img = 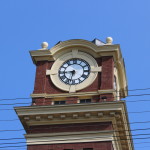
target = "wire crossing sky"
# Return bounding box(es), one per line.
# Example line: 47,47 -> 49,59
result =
0,0 -> 150,149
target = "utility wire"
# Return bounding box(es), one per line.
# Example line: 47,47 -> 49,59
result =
2,121 -> 150,133
0,86 -> 150,101
0,92 -> 150,103
0,133 -> 147,148
3,98 -> 150,106
1,125 -> 150,141
1,101 -> 150,115
0,132 -> 141,145
2,98 -> 150,106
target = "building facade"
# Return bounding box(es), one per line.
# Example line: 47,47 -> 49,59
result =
15,38 -> 134,150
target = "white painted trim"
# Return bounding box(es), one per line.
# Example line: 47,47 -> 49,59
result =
30,89 -> 116,98
25,130 -> 114,146
15,101 -> 124,116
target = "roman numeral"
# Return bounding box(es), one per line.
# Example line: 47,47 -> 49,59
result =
59,71 -> 65,74
81,74 -> 87,78
60,75 -> 66,80
84,70 -> 89,72
73,59 -> 77,64
65,78 -> 70,84
72,80 -> 75,85
67,61 -> 71,65
78,78 -> 82,83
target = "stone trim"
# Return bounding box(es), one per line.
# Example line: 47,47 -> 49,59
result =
31,89 -> 116,98
25,130 -> 115,147
15,101 -> 133,150
46,51 -> 100,92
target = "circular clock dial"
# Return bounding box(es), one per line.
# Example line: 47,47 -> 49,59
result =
59,58 -> 90,85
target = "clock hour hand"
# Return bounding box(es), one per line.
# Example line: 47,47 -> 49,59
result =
68,70 -> 76,84
65,70 -> 76,75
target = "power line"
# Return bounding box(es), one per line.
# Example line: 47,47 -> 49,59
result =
0,96 -> 146,106
2,121 -> 150,133
0,103 -> 150,115
1,125 -> 150,141
0,86 -> 150,101
0,132 -> 140,145
0,98 -> 30,101
2,98 -> 150,106
0,133 -> 146,148
0,88 -> 150,148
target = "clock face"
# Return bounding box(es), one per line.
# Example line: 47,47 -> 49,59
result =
59,58 -> 90,85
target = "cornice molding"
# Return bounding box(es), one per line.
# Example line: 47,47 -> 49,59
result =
15,101 -> 133,150
25,130 -> 114,146
31,89 -> 116,98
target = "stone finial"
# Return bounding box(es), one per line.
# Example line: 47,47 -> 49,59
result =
41,42 -> 48,49
106,37 -> 113,45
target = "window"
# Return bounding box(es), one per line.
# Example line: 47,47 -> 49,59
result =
54,101 -> 66,105
80,99 -> 91,103
83,148 -> 93,150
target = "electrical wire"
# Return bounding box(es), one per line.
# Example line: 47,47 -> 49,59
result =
0,86 -> 150,101
0,88 -> 150,148
1,124 -> 150,141
1,121 -> 150,133
2,98 -> 150,106
0,101 -> 150,115
0,133 -> 141,145
0,133 -> 148,148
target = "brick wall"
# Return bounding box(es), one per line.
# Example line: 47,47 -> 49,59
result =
27,141 -> 114,150
101,57 -> 114,90
32,56 -> 114,105
27,122 -> 112,134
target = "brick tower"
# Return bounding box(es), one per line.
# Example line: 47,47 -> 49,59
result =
15,38 -> 134,150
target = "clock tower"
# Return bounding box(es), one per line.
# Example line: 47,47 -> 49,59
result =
15,38 -> 134,150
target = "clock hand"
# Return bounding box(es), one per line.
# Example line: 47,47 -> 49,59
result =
69,70 -> 76,84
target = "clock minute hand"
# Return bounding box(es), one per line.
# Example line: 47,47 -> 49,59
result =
69,70 -> 76,84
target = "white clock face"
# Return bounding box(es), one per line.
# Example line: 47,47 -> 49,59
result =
59,58 -> 90,85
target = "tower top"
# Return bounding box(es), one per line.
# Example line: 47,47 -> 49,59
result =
29,38 -> 128,98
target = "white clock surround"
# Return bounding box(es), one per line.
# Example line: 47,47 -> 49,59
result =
46,49 -> 101,93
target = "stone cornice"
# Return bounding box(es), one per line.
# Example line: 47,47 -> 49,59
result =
25,130 -> 114,146
31,89 -> 116,98
15,101 -> 133,150
15,101 -> 124,116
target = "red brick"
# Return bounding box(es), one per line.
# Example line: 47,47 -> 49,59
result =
32,56 -> 114,105
27,122 -> 112,134
100,56 -> 114,90
27,141 -> 114,150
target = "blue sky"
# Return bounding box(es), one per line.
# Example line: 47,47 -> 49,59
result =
0,0 -> 150,149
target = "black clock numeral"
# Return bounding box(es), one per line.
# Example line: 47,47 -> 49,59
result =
73,59 -> 77,64
67,61 -> 71,65
59,58 -> 90,85
60,75 -> 66,80
72,80 -> 75,85
65,78 -> 70,84
84,70 -> 89,72
81,74 -> 87,79
59,71 -> 65,74
78,78 -> 82,83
